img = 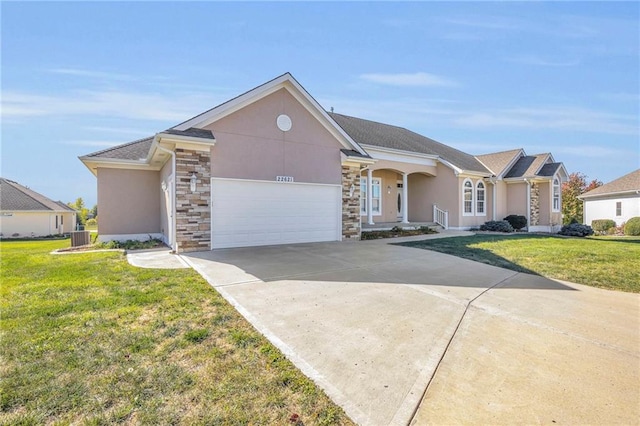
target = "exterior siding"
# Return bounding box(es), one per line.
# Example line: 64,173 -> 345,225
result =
97,168 -> 161,236
584,195 -> 640,226
205,88 -> 342,185
0,211 -> 75,237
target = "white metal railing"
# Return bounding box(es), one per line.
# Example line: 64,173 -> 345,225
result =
433,205 -> 449,229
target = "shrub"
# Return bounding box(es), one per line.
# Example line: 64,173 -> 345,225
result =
503,215 -> 527,230
86,218 -> 97,227
591,219 -> 616,234
624,217 -> 640,236
558,223 -> 593,237
480,220 -> 514,233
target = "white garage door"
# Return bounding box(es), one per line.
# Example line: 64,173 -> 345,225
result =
211,178 -> 342,249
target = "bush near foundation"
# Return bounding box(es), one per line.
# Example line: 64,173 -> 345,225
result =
558,223 -> 594,237
624,217 -> 640,236
503,215 -> 527,230
480,220 -> 514,233
591,219 -> 616,234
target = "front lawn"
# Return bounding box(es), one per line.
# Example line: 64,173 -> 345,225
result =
0,240 -> 352,425
398,234 -> 640,293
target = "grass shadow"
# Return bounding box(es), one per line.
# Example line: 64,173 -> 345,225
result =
395,234 -> 542,276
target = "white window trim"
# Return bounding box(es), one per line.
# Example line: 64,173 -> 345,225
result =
361,177 -> 382,216
552,177 -> 561,212
476,181 -> 486,217
616,201 -> 622,217
463,178 -> 474,216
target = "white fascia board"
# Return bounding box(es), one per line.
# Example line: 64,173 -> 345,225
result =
362,145 -> 438,166
172,73 -> 368,156
579,190 -> 639,200
156,133 -> 216,146
556,163 -> 569,181
340,152 -> 377,167
437,157 -> 463,175
79,157 -> 159,177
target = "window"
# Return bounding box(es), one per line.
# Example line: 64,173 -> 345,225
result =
476,181 -> 486,215
552,178 -> 560,211
361,177 -> 381,215
55,215 -> 59,228
616,202 -> 622,216
463,180 -> 473,215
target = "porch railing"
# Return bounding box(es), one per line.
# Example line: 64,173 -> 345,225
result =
433,205 -> 448,230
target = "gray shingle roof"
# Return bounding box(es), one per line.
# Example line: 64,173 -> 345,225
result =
329,112 -> 489,174
162,128 -> 215,139
537,163 -> 562,177
504,154 -> 550,178
0,178 -> 75,212
581,169 -> 640,198
84,136 -> 154,161
475,149 -> 522,176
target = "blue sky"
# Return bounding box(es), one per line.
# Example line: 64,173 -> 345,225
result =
2,1 -> 638,207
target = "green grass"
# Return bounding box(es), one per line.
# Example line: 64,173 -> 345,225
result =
0,240 -> 353,425
399,234 -> 640,293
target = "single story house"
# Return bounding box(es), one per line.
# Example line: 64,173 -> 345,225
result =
579,169 -> 640,226
0,178 -> 77,238
80,73 -> 567,252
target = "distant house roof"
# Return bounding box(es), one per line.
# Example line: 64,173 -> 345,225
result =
0,178 -> 76,212
475,149 -> 522,176
580,169 -> 640,199
329,112 -> 490,174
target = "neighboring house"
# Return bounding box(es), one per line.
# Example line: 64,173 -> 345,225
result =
0,178 -> 77,238
579,169 -> 640,226
79,73 -> 567,252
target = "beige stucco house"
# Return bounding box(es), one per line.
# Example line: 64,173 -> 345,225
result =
0,178 -> 77,238
80,73 -> 567,252
579,169 -> 640,227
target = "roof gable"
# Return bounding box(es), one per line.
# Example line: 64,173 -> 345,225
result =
173,72 -> 367,155
581,169 -> 640,198
475,149 -> 524,176
0,178 -> 75,212
329,112 -> 489,174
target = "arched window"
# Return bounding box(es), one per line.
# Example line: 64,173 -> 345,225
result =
552,178 -> 560,211
476,181 -> 486,215
463,179 -> 473,215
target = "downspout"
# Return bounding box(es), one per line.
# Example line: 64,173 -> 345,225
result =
157,144 -> 177,253
524,178 -> 531,230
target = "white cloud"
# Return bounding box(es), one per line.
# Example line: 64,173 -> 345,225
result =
48,68 -> 136,81
359,72 -> 459,88
453,106 -> 638,135
508,54 -> 580,67
2,89 -> 217,123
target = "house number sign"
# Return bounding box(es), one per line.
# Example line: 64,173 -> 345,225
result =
276,176 -> 294,182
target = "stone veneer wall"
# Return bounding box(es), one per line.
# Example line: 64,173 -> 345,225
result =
342,165 -> 361,240
175,148 -> 211,252
530,182 -> 540,226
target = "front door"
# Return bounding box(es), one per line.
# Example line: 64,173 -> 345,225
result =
396,181 -> 403,220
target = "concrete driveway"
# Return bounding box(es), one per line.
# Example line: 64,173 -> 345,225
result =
181,237 -> 639,425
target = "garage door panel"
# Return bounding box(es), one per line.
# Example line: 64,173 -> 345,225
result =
211,179 -> 341,249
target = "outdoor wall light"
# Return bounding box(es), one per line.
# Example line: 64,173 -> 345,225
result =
387,185 -> 392,194
161,181 -> 167,191
349,184 -> 355,197
190,173 -> 197,192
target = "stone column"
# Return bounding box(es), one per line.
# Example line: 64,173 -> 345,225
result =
175,148 -> 211,252
341,165 -> 361,240
530,182 -> 540,226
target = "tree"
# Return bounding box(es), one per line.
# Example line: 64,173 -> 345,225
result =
67,197 -> 90,227
91,204 -> 98,219
562,172 -> 602,224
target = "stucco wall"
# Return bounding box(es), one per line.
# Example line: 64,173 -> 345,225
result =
97,168 -> 161,235
507,182 -> 528,218
584,195 -> 640,226
539,181 -> 551,226
0,211 -> 74,237
495,181 -> 509,220
205,88 -> 342,185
